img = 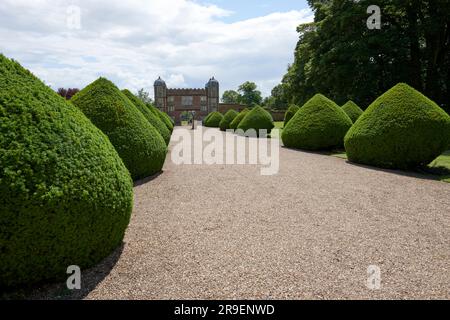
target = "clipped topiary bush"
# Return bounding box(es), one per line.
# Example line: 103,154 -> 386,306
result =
0,54 -> 133,288
341,101 -> 364,123
148,104 -> 174,132
345,83 -> 450,169
282,94 -> 352,150
284,104 -> 300,127
71,78 -> 167,180
122,89 -> 171,145
203,112 -> 213,124
219,109 -> 239,131
204,111 -> 224,128
229,108 -> 249,130
237,106 -> 274,137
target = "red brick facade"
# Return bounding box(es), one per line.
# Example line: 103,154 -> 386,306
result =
154,77 -> 220,124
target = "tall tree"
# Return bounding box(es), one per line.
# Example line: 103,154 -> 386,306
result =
222,90 -> 241,104
136,88 -> 153,104
57,88 -> 79,100
238,81 -> 263,107
282,0 -> 450,112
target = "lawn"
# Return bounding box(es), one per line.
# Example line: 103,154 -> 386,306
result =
330,150 -> 450,183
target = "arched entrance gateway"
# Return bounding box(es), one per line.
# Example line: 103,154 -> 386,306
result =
154,77 -> 246,125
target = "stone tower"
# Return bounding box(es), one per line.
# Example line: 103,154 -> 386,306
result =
154,76 -> 167,112
206,77 -> 219,113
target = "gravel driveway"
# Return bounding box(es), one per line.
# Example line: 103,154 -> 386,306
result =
29,128 -> 450,299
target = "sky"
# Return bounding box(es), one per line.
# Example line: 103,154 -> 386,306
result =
0,0 -> 312,98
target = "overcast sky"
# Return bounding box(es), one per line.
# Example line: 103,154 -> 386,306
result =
0,0 -> 312,98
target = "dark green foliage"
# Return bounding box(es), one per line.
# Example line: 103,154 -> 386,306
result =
148,104 -> 174,132
281,1 -> 449,113
237,106 -> 274,137
282,94 -> 352,150
71,78 -> 167,180
229,108 -> 249,130
284,104 -> 300,127
122,89 -> 171,145
203,112 -> 213,124
204,111 -> 223,128
341,101 -> 363,123
0,54 -> 133,287
219,109 -> 239,131
345,83 -> 450,169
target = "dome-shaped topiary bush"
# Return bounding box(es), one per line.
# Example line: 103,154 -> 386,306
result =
282,94 -> 353,150
71,78 -> 167,180
204,111 -> 224,128
341,101 -> 363,123
284,104 -> 300,127
345,83 -> 450,169
203,112 -> 213,124
0,54 -> 133,288
148,104 -> 174,132
122,89 -> 171,145
237,106 -> 274,137
229,108 -> 249,130
219,109 -> 239,131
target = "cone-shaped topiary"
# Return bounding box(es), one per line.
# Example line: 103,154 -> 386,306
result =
219,109 -> 239,131
204,111 -> 224,127
282,94 -> 353,150
148,104 -> 174,132
203,112 -> 213,124
0,54 -> 133,287
345,83 -> 450,169
237,106 -> 274,137
71,78 -> 167,180
122,89 -> 171,145
284,104 -> 300,127
341,101 -> 364,123
229,108 -> 249,130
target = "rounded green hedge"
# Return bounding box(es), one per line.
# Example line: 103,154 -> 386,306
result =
282,94 -> 353,150
284,104 -> 300,127
203,112 -> 213,124
204,111 -> 224,127
237,106 -> 274,137
345,83 -> 450,169
148,105 -> 174,132
229,108 -> 249,130
0,54 -> 133,288
71,78 -> 167,180
122,89 -> 171,145
219,109 -> 239,131
341,101 -> 363,123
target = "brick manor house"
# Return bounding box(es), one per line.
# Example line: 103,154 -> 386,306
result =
154,76 -> 245,124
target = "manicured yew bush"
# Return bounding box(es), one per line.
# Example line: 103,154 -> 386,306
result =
219,109 -> 239,131
282,94 -> 352,150
229,108 -> 249,130
284,104 -> 300,127
0,54 -> 133,287
122,89 -> 171,145
148,104 -> 174,132
341,100 -> 363,123
204,111 -> 224,128
71,78 -> 167,180
237,106 -> 274,137
345,83 -> 450,169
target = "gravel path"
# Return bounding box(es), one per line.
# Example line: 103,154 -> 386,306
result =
37,128 -> 450,299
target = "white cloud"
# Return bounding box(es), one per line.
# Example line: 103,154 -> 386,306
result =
0,0 -> 313,97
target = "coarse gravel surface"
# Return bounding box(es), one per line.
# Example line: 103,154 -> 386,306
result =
26,127 -> 450,299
